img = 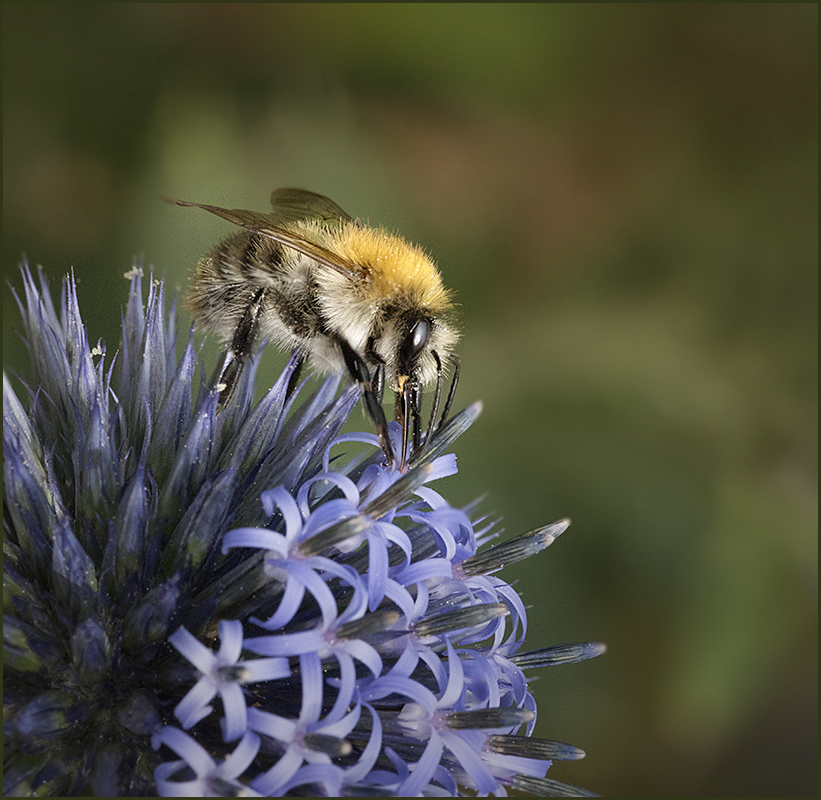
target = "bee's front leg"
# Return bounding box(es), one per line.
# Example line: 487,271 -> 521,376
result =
336,338 -> 395,469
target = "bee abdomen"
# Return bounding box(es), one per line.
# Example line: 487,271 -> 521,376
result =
189,233 -> 283,338
212,232 -> 283,282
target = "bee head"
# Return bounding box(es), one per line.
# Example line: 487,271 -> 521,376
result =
398,318 -> 432,378
370,307 -> 457,392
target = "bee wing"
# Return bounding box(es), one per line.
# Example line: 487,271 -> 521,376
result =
269,188 -> 354,225
173,198 -> 363,280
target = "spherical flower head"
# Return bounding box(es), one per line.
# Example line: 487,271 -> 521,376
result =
4,264 -> 604,796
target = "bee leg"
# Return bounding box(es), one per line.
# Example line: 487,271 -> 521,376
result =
337,338 -> 395,469
365,338 -> 387,405
410,382 -> 423,455
216,287 -> 267,407
211,350 -> 239,407
373,364 -> 385,405
285,352 -> 305,400
372,361 -> 386,404
424,350 -> 444,444
437,355 -> 461,431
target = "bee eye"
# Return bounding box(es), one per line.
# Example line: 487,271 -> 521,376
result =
399,319 -> 431,371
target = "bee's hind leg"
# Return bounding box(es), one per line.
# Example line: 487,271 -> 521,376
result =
336,338 -> 395,470
285,352 -> 305,400
214,287 -> 267,407
212,351 -> 242,408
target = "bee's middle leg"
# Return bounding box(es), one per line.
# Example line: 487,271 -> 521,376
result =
214,287 -> 268,407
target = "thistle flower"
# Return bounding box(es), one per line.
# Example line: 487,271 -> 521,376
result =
4,265 -> 604,797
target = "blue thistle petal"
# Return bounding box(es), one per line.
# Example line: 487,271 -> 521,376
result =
14,691 -> 77,738
113,462 -> 151,580
221,353 -> 299,473
3,429 -> 54,572
51,514 -> 97,605
122,573 -> 182,649
148,332 -> 197,481
70,617 -> 109,684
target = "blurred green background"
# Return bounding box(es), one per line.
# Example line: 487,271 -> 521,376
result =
4,4 -> 817,796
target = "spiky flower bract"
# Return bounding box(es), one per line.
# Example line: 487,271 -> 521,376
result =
4,265 -> 604,796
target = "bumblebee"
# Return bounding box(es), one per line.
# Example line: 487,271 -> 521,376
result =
178,188 -> 459,469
